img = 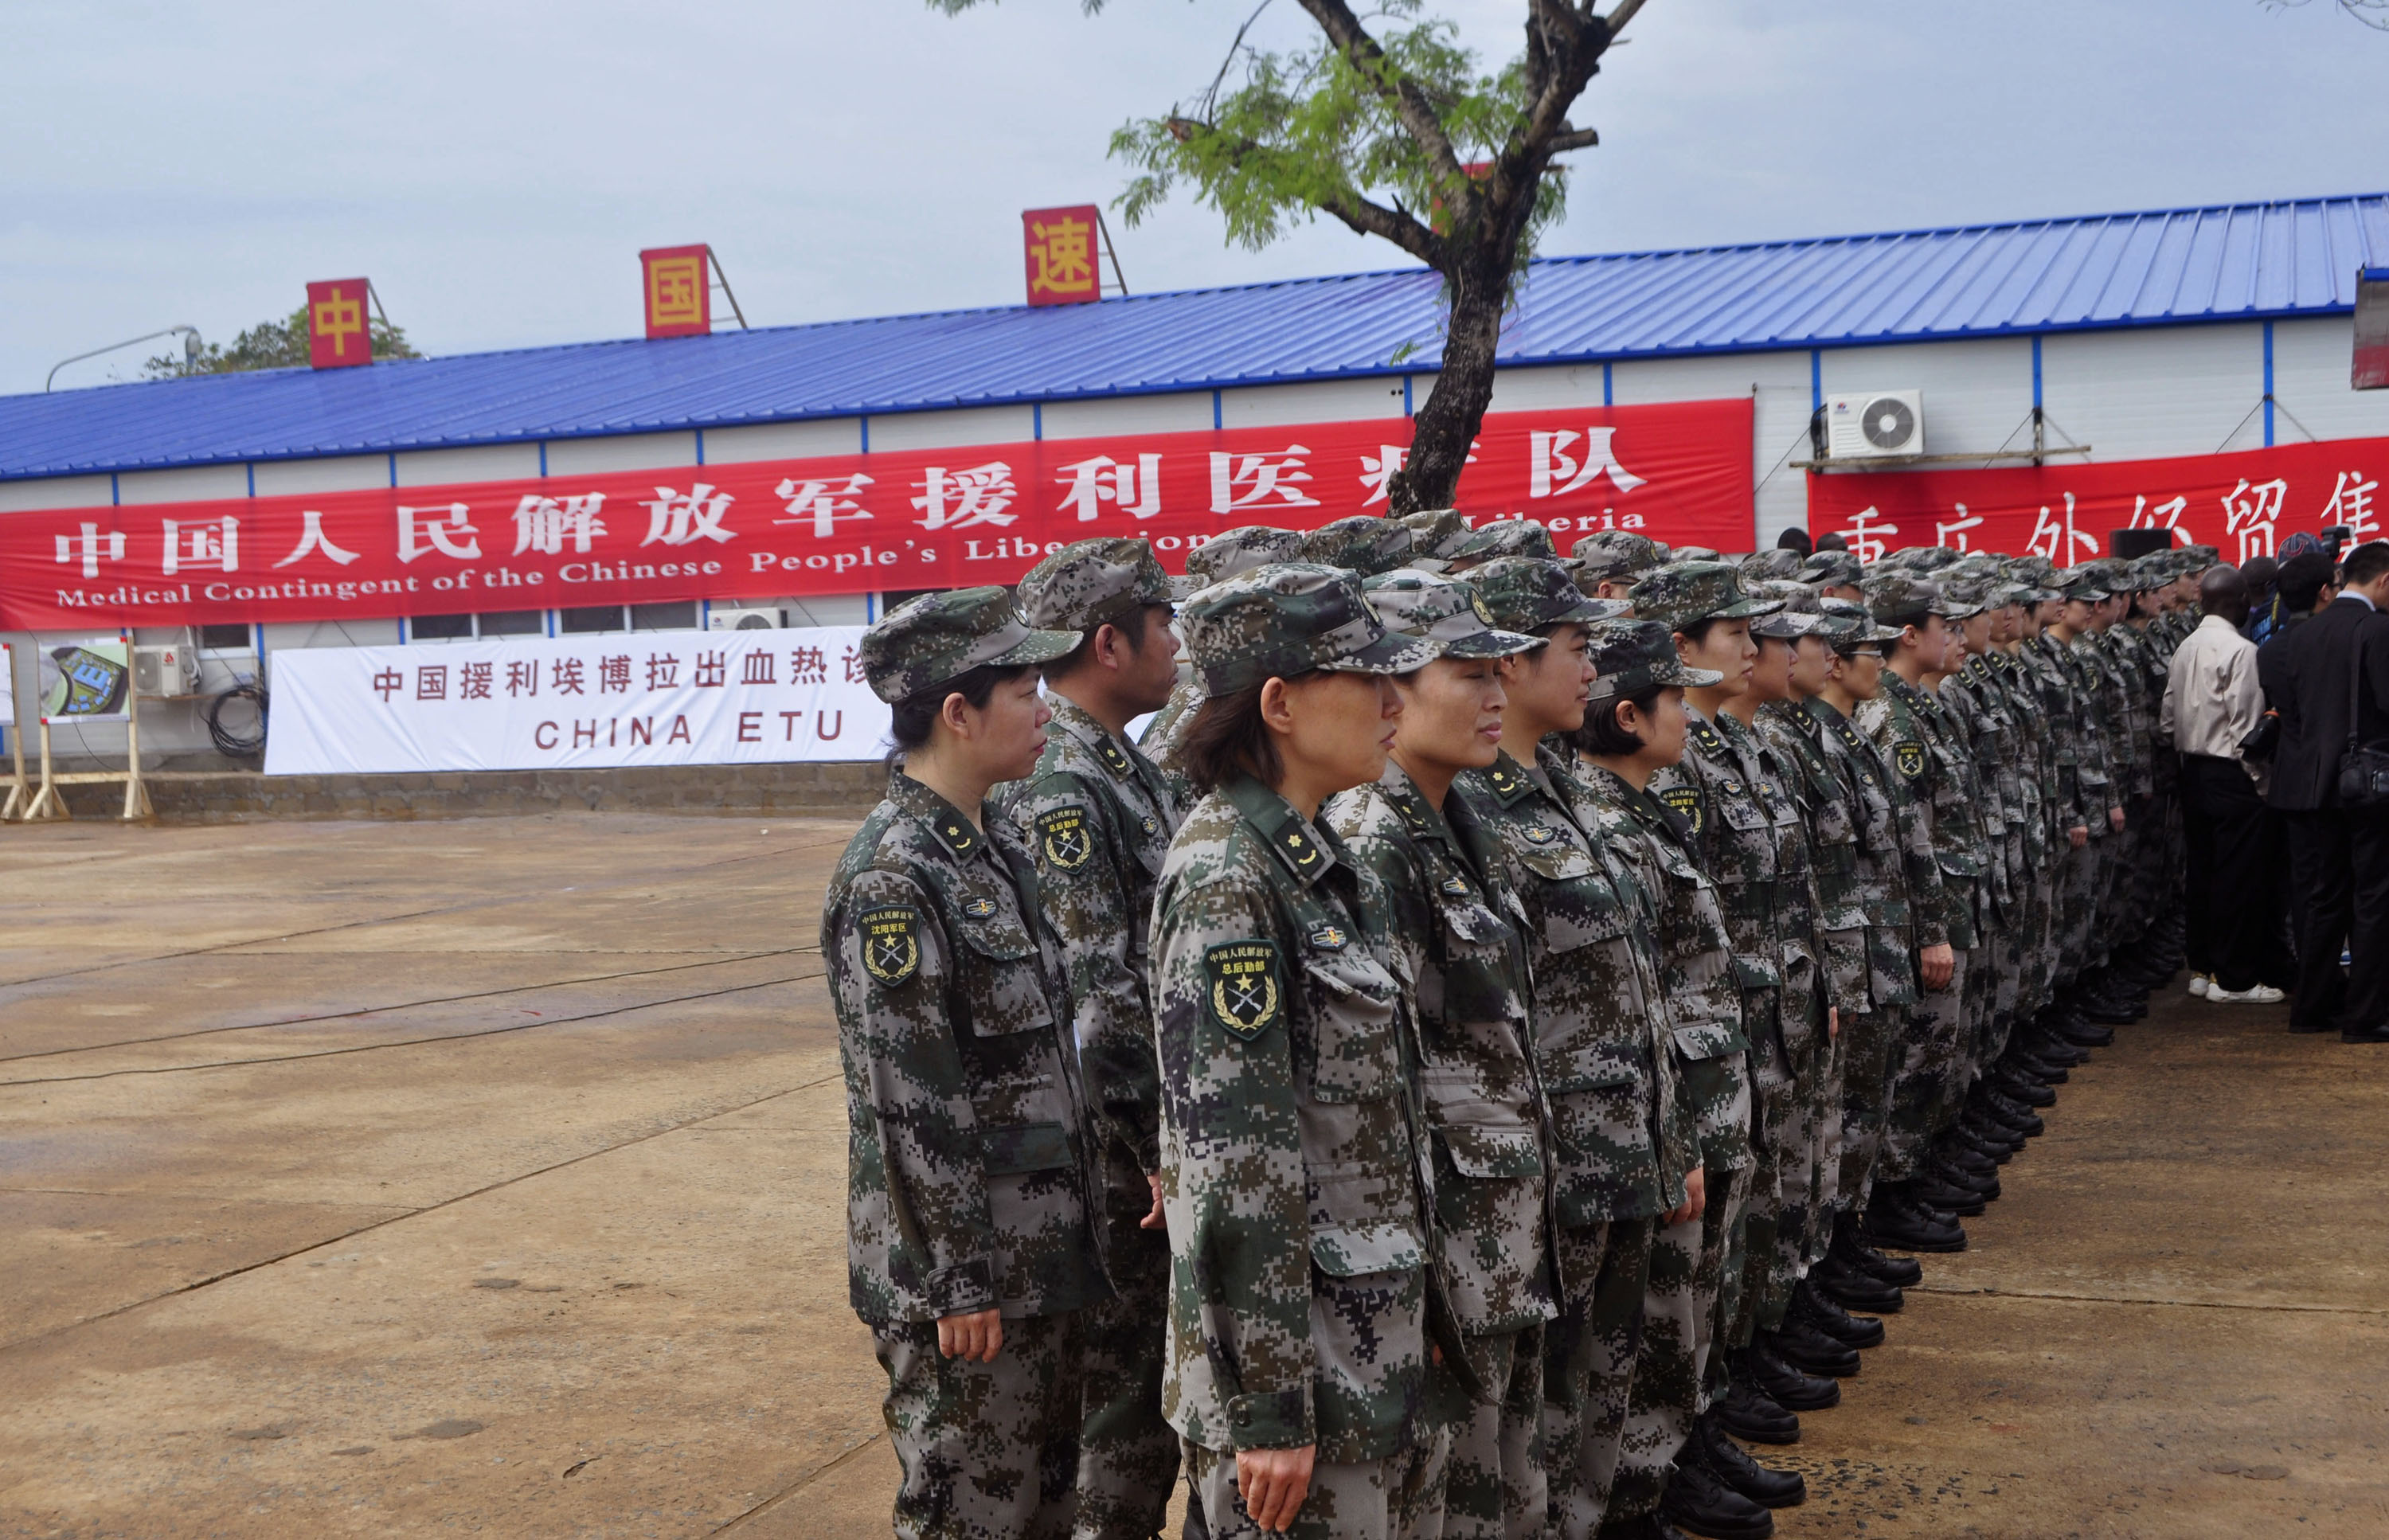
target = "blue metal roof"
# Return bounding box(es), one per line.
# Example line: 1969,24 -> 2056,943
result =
6,192 -> 2383,483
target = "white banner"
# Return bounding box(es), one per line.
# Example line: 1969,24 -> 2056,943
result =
264,627 -> 890,776
1,643 -> 14,728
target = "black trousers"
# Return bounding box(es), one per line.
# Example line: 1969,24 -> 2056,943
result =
2281,805 -> 2389,1030
2182,756 -> 2282,993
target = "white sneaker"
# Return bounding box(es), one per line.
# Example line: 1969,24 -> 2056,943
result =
2207,983 -> 2286,1005
2188,975 -> 2212,998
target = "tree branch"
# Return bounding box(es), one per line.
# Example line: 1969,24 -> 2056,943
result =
1292,0 -> 1468,182
1547,126 -> 1599,152
1602,0 -> 1648,37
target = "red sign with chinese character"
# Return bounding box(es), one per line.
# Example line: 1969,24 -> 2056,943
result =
1804,436 -> 2389,566
0,397 -> 1751,630
1023,206 -> 1102,307
306,279 -> 373,369
641,245 -> 711,338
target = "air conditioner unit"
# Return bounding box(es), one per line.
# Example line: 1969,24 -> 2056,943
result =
709,607 -> 784,631
134,643 -> 201,698
1824,390 -> 1925,459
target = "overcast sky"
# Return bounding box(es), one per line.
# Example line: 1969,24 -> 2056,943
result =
5,0 -> 2383,395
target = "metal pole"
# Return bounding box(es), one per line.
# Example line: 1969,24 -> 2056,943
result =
47,326 -> 201,391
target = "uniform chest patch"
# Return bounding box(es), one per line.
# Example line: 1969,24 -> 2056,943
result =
1205,940 -> 1283,1040
1306,923 -> 1350,952
1660,784 -> 1704,834
858,905 -> 921,986
1523,824 -> 1558,845
1139,815 -> 1159,836
1894,741 -> 1927,780
1440,875 -> 1472,899
962,895 -> 997,920
1035,806 -> 1093,871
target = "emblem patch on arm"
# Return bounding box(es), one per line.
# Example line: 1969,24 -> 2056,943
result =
1035,806 -> 1093,871
1205,940 -> 1284,1041
1894,741 -> 1927,780
858,905 -> 921,986
1660,784 -> 1704,835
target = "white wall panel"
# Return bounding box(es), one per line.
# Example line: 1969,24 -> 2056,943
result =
393,444 -> 539,487
2271,317 -> 2389,445
1819,338 -> 2035,459
2042,324 -> 2264,462
1218,377 -> 1406,428
260,618 -> 403,653
767,594 -> 872,627
1040,392 -> 1215,440
115,465 -> 248,505
252,455 -> 390,496
1484,365 -> 1605,412
1612,350 -> 1810,549
545,432 -> 699,476
0,475 -> 113,512
702,419 -> 863,463
866,405 -> 1037,451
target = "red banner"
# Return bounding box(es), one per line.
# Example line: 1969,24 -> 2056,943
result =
306,279 -> 373,370
1805,436 -> 2389,566
0,399 -> 1750,631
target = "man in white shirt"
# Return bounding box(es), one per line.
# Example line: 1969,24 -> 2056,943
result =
2162,565 -> 2284,1004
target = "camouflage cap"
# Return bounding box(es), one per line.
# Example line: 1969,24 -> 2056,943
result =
1468,556 -> 1631,633
1818,595 -> 1901,652
2127,551 -> 2178,592
1746,579 -> 1831,639
1176,525 -> 1305,599
861,586 -> 1081,704
2053,565 -> 2111,602
1399,507 -> 1474,569
1936,574 -> 1994,620
1362,570 -> 1546,660
1585,618 -> 1723,700
1863,572 -> 1949,626
1739,548 -> 1805,581
1629,560 -> 1786,631
1299,514 -> 1415,577
1797,549 -> 1865,589
1449,518 -> 1558,564
1015,536 -> 1171,632
1571,530 -> 1669,580
2182,544 -> 2221,573
1179,561 -> 1440,694
2083,556 -> 2139,593
1669,545 -> 1722,563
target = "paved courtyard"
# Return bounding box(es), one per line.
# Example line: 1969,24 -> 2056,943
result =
2,812 -> 2385,1538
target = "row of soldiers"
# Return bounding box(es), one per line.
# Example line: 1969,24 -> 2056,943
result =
823,509 -> 2203,1540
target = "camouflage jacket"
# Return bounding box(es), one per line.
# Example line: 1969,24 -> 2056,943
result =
2023,634 -> 2102,831
1138,674 -> 1204,812
1791,696 -> 1923,1008
1755,702 -> 1871,1018
1329,763 -> 1557,1337
823,771 -> 1108,1326
1573,760 -> 1752,1175
2086,629 -> 2145,799
997,695 -> 1183,1174
1980,651 -> 2054,868
1454,748 -> 1699,1224
1857,678 -> 1973,950
1944,659 -> 2023,910
1151,774 -> 1444,1460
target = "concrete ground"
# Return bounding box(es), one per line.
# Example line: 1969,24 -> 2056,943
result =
2,813 -> 2384,1539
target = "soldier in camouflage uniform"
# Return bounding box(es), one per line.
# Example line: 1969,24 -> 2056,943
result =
1402,508 -> 1476,573
823,588 -> 1102,1540
1327,572 -> 1557,1540
1447,560 -> 1700,1540
1300,513 -> 1418,577
1571,531 -> 1671,603
2039,567 -> 2125,1027
999,539 -> 1192,1540
1565,620 -> 1754,1539
1143,526 -> 1304,807
1448,518 -> 1559,569
1149,562 -> 1459,1540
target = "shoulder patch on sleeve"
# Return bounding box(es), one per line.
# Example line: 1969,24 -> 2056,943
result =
1894,741 -> 1927,780
1034,805 -> 1094,871
1204,939 -> 1284,1040
1660,783 -> 1705,835
858,904 -> 921,986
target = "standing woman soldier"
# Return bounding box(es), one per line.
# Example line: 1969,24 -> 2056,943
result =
824,589 -> 1104,1540
1325,571 -> 1557,1540
1151,562 -> 1458,1540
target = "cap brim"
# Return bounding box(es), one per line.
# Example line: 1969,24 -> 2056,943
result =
1442,628 -> 1549,659
1406,556 -> 1456,574
1716,597 -> 1787,620
1320,631 -> 1445,676
1750,612 -> 1828,639
988,627 -> 1085,669
1167,574 -> 1206,601
1667,663 -> 1726,686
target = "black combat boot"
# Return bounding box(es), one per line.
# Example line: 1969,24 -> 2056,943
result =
1869,1183 -> 1967,1253
1836,1210 -> 1923,1285
1745,1336 -> 1842,1410
1764,1315 -> 1862,1378
1659,1449 -> 1777,1540
1812,1251 -> 1905,1313
1791,1276 -> 1886,1348
1713,1349 -> 1802,1444
1692,1409 -> 1808,1509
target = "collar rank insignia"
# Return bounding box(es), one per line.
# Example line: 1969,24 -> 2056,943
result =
1307,923 -> 1349,952
1488,764 -> 1523,795
1440,875 -> 1472,898
1523,824 -> 1558,845
1894,741 -> 1927,780
963,895 -> 997,920
1691,721 -> 1726,756
858,905 -> 921,986
1205,940 -> 1283,1040
1035,806 -> 1093,871
1097,740 -> 1133,775
1281,828 -> 1321,870
1398,799 -> 1428,830
936,817 -> 976,856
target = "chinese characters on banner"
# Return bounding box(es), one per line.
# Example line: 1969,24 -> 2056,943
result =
1804,435 -> 2389,566
263,627 -> 887,775
0,399 -> 1754,630
641,245 -> 712,338
306,279 -> 373,370
1022,205 -> 1102,306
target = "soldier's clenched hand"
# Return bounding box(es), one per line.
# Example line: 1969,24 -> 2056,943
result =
1236,1444 -> 1316,1532
1140,1171 -> 1165,1230
936,1308 -> 1003,1363
1920,942 -> 1955,992
1664,1167 -> 1707,1225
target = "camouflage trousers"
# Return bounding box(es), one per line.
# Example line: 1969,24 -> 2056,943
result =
1609,1168 -> 1742,1521
1764,980 -> 1839,1313
1836,1003 -> 1905,1210
2055,834 -> 2102,989
1075,1150 -> 1181,1540
872,1310 -> 1087,1540
1543,1220 -> 1642,1540
1972,910 -> 2020,1089
1734,988 -> 1803,1346
1187,1427 -> 1451,1540
2019,851 -> 2059,1018
1445,1326 -> 1546,1540
1882,946 -> 1975,1182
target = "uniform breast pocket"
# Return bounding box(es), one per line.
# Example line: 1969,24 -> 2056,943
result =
1541,1038 -> 1648,1159
1299,950 -> 1403,1104
959,925 -> 1065,1126
1719,792 -> 1771,834
1519,846 -> 1634,956
1431,893 -> 1518,1025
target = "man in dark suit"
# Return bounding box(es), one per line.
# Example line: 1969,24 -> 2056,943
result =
2258,539 -> 2389,1042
